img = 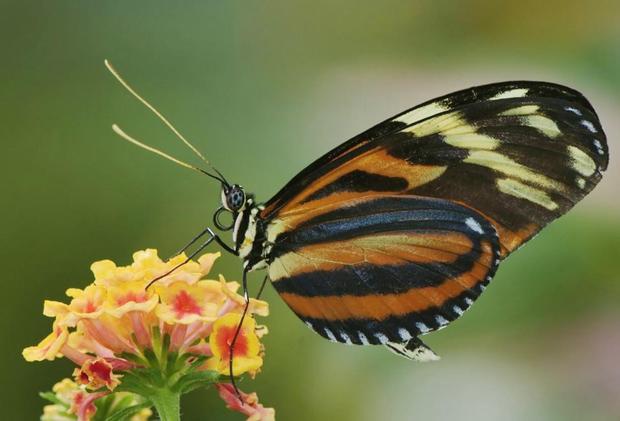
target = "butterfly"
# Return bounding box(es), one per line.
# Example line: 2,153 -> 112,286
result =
106,61 -> 608,362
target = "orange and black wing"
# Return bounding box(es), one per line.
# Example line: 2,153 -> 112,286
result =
261,81 -> 607,354
261,81 -> 608,258
267,195 -> 500,347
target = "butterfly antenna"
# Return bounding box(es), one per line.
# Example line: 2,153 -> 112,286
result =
112,125 -> 224,183
104,59 -> 228,185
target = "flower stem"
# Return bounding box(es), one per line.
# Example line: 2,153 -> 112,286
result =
148,387 -> 181,421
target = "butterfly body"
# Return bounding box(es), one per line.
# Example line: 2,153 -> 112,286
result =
232,197 -> 269,270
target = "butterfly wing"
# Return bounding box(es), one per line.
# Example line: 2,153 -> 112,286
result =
267,194 -> 500,346
260,81 -> 607,352
261,81 -> 608,257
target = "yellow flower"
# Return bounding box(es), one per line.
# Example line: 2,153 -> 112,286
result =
155,281 -> 221,324
206,313 -> 263,377
66,285 -> 107,319
105,279 -> 159,317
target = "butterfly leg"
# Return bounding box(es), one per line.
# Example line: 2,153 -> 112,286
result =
385,337 -> 440,362
212,229 -> 238,255
229,267 -> 251,398
146,228 -> 236,289
172,226 -> 213,257
172,227 -> 238,258
255,274 -> 269,300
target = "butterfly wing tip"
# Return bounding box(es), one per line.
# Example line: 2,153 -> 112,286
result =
385,337 -> 440,362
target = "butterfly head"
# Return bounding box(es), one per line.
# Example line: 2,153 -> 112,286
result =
214,183 -> 247,231
221,184 -> 247,213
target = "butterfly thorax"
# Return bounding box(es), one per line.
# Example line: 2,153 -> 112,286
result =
232,196 -> 270,271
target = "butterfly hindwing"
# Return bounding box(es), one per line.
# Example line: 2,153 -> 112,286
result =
266,195 -> 500,345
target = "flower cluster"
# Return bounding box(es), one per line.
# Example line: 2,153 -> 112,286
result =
23,249 -> 274,420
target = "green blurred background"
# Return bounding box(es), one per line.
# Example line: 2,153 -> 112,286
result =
3,1 -> 620,419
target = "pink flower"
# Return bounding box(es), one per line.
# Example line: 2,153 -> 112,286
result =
217,383 -> 276,421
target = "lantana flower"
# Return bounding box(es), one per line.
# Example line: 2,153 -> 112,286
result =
24,249 -> 274,420
206,313 -> 264,376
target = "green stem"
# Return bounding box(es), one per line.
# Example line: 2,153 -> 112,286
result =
148,387 -> 181,421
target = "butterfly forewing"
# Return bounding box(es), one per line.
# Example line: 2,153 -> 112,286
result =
262,81 -> 608,257
395,95 -> 606,255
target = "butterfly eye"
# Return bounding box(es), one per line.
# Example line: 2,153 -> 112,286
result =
225,185 -> 246,212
